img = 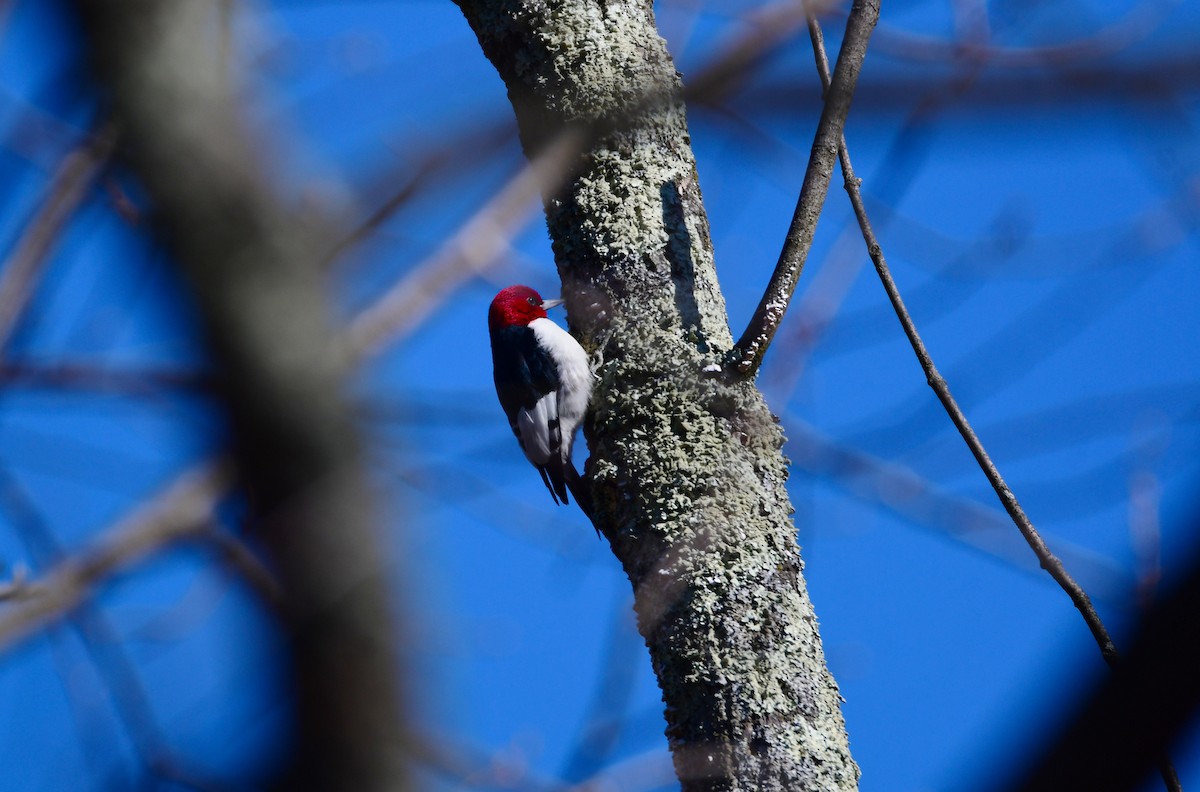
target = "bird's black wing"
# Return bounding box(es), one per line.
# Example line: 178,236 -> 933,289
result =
490,326 -> 568,504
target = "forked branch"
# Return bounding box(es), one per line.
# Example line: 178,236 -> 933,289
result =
730,0 -> 880,376
801,7 -> 1181,791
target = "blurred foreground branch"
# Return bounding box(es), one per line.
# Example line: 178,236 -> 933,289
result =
72,2 -> 410,789
1003,519 -> 1200,792
0,463 -> 229,649
0,123 -> 117,351
347,128 -> 587,358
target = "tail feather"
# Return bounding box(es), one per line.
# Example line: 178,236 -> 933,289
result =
541,459 -> 599,538
537,465 -> 565,506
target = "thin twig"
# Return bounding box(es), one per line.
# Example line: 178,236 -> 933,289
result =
806,0 -> 1115,664
199,523 -> 285,611
0,123 -> 118,352
803,7 -> 1183,791
730,0 -> 880,376
764,0 -> 991,401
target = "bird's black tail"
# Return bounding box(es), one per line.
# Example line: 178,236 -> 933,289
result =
542,460 -> 599,537
538,465 -> 568,505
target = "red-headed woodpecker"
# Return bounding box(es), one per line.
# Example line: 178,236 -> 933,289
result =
488,285 -> 592,506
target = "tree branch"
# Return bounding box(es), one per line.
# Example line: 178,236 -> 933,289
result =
802,7 -> 1182,791
730,0 -> 880,376
1001,530 -> 1200,792
72,3 -> 411,788
347,128 -> 587,359
0,463 -> 230,651
0,123 -> 117,352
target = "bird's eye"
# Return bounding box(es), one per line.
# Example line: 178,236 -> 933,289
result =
527,297 -> 537,306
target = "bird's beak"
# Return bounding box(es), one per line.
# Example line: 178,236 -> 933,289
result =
540,298 -> 564,310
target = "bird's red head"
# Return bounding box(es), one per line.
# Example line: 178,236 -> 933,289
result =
488,285 -> 559,332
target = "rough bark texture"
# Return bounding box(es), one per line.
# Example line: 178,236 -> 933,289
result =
73,4 -> 408,790
455,2 -> 859,789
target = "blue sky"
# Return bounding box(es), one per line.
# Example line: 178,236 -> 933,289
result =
0,0 -> 1198,790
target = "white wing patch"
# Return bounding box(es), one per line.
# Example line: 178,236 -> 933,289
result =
516,390 -> 558,466
528,317 -> 592,466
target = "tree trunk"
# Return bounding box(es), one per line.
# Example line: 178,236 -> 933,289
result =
455,2 -> 859,789
73,4 -> 409,789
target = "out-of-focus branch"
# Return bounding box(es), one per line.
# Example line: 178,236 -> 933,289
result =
0,463 -> 230,650
1001,530 -> 1200,792
0,462 -> 233,791
72,3 -> 410,789
0,124 -> 117,352
862,0 -> 1179,68
570,746 -> 677,792
783,415 -> 1131,597
803,7 -> 1182,791
407,731 -> 569,792
199,522 -> 285,612
679,1 -> 818,106
559,604 -> 643,782
730,0 -> 879,376
0,360 -> 212,394
347,128 -> 587,358
0,87 -> 91,171
325,117 -> 518,267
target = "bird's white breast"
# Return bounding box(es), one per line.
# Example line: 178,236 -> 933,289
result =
529,317 -> 592,453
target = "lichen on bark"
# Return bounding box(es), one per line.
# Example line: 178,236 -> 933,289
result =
455,1 -> 859,789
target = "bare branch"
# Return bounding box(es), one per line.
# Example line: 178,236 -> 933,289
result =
730,0 -> 880,376
861,0 -> 1179,68
347,128 -> 587,358
72,3 -> 413,787
0,123 -> 117,352
199,522 -> 285,612
0,462 -> 230,651
783,416 -> 1131,597
803,7 -> 1183,790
